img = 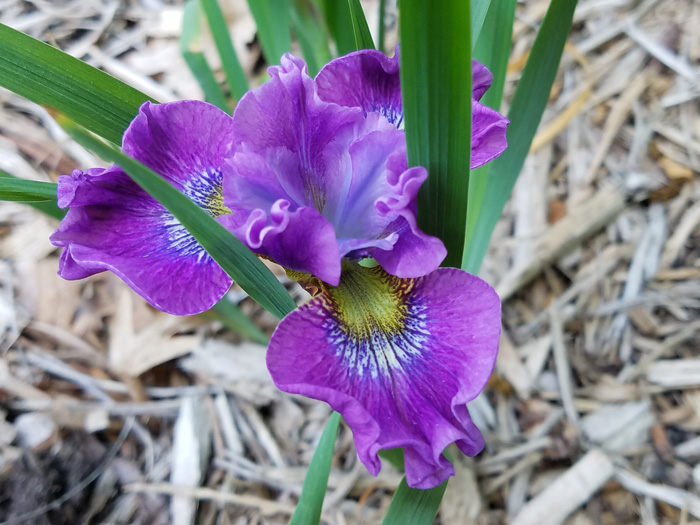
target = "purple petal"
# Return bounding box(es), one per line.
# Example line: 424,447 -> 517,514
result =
50,100 -> 237,315
50,167 -> 232,315
267,264 -> 501,489
316,49 -> 506,169
472,59 -> 493,101
225,54 -> 445,283
123,100 -> 235,195
221,202 -> 342,286
316,48 -> 403,126
471,100 -> 510,169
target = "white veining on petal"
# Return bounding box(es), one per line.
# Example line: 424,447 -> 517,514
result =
159,167 -> 227,260
324,299 -> 430,380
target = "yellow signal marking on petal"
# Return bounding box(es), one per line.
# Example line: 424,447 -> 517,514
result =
204,183 -> 231,218
325,263 -> 414,341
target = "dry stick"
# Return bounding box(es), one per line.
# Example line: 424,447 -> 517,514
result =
23,349 -> 216,399
625,22 -> 698,80
618,319 -> 700,382
584,71 -> 650,185
477,437 -> 552,471
0,417 -> 134,525
496,185 -> 626,301
510,450 -> 615,525
124,482 -> 301,517
616,469 -> 700,519
485,452 -> 543,496
551,311 -> 580,428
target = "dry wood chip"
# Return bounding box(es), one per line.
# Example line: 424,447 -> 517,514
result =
170,396 -> 212,525
126,482 -> 300,518
616,468 -> 700,519
579,400 -> 655,452
647,359 -> 700,387
511,449 -> 615,525
14,411 -> 57,450
496,330 -> 533,400
497,185 -> 626,299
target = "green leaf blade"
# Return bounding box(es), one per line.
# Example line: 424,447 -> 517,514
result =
0,171 -> 64,220
320,0 -> 365,55
200,0 -> 249,101
470,0 -> 492,47
400,0 -> 472,268
382,477 -> 448,525
290,412 -> 341,525
463,0 -> 577,273
0,174 -> 58,202
248,0 -> 292,66
181,0 -> 231,113
463,0 -> 517,273
202,299 -> 269,345
0,23 -> 153,144
290,0 -> 332,76
348,0 -> 375,51
60,119 -> 296,319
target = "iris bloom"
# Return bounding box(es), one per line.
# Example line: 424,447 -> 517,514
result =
50,49 -> 508,488
227,51 -> 506,488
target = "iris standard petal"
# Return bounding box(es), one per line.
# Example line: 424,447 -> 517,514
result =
267,263 -> 501,489
50,100 -> 236,315
225,55 -> 445,283
316,47 -> 403,126
315,49 -> 508,169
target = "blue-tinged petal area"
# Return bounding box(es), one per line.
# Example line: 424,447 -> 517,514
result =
315,48 -> 509,169
224,55 -> 445,285
50,100 -> 236,315
267,263 -> 501,489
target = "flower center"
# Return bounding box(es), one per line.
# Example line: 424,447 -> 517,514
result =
183,168 -> 232,218
329,264 -> 410,339
319,264 -> 429,378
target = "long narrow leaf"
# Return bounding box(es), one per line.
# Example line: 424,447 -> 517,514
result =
0,23 -> 153,145
200,0 -> 249,101
0,171 -> 64,220
348,0 -> 375,51
470,0 -> 492,47
201,300 -> 269,345
0,174 -> 58,202
290,0 -> 332,76
462,0 -> 577,273
248,0 -> 292,65
290,412 -> 341,525
59,118 -> 296,319
463,0 -> 517,273
319,0 -> 357,56
400,0 -> 472,267
181,0 -> 231,112
382,477 -> 448,525
473,0 -> 516,112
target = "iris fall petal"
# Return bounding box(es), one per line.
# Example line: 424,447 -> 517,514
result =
267,263 -> 501,488
50,100 -> 235,315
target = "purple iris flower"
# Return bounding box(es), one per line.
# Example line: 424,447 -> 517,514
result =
315,47 -> 509,168
231,51 -> 506,488
50,100 -> 235,315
